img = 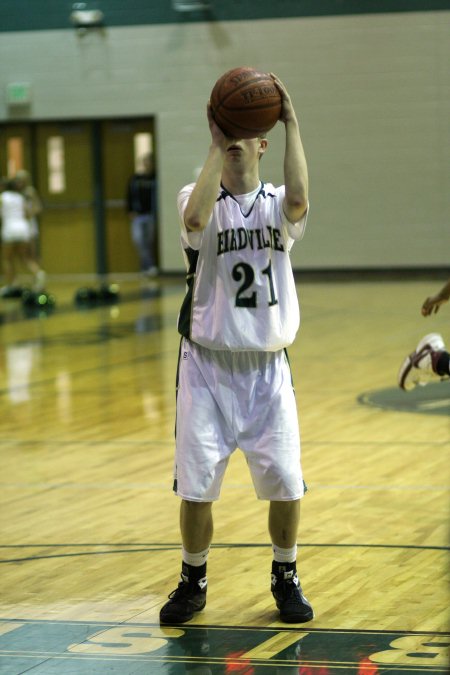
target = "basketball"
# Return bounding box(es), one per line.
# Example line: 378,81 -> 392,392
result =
210,66 -> 282,139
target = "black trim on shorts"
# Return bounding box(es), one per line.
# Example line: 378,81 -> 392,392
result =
172,337 -> 185,494
284,349 -> 307,494
283,347 -> 296,388
178,247 -> 199,339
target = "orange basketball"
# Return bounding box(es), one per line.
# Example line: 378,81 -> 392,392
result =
210,66 -> 282,139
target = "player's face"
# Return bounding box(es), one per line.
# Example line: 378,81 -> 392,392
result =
225,137 -> 267,166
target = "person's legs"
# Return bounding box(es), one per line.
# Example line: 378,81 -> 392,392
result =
1,242 -> 17,288
16,242 -> 46,290
141,214 -> 156,271
236,350 -> 313,623
160,341 -> 232,625
16,241 -> 46,291
131,215 -> 154,271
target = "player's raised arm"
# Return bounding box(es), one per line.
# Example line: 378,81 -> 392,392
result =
271,74 -> 308,224
183,104 -> 228,233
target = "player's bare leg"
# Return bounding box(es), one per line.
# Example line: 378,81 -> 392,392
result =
0,243 -> 17,291
180,500 -> 213,552
269,499 -> 300,547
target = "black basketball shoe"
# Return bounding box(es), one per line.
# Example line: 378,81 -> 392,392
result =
271,563 -> 314,623
160,564 -> 207,625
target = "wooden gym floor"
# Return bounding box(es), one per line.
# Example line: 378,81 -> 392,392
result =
0,274 -> 449,674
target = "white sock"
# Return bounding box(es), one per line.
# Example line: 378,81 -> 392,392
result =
182,546 -> 209,567
272,544 -> 297,564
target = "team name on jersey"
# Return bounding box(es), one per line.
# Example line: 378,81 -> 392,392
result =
217,226 -> 285,256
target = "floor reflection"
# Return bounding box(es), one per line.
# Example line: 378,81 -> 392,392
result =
5,342 -> 40,404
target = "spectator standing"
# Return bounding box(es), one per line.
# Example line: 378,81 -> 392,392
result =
126,153 -> 158,276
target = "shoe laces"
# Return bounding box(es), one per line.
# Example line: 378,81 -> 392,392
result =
272,571 -> 301,597
168,580 -> 192,601
168,578 -> 205,601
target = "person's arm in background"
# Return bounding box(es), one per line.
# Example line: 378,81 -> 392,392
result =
26,186 -> 43,218
421,279 -> 450,316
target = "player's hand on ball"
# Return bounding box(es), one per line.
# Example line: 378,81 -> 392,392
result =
270,73 -> 297,125
207,102 -> 228,147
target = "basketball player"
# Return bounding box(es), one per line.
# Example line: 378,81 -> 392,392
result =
160,74 -> 314,625
398,279 -> 450,390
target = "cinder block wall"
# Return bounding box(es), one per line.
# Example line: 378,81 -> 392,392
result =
1,9 -> 449,271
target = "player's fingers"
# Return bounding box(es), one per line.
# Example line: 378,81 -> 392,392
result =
270,73 -> 286,94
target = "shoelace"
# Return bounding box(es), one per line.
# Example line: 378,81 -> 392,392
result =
168,580 -> 202,601
276,578 -> 302,599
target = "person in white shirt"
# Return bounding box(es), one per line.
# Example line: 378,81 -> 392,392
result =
15,169 -> 43,262
0,178 -> 46,296
160,73 -> 314,626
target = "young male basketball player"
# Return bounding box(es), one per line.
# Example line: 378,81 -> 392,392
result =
160,73 -> 314,625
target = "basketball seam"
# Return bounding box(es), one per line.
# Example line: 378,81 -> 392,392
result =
212,110 -> 273,135
212,75 -> 279,114
219,101 -> 281,112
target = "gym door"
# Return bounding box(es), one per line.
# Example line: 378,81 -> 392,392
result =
35,122 -> 96,274
0,118 -> 156,275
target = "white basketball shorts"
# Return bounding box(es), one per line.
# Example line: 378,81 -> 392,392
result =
173,337 -> 305,502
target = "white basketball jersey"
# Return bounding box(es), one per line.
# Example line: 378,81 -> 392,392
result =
177,182 -> 308,351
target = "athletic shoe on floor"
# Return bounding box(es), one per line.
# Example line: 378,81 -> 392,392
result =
398,333 -> 447,391
0,285 -> 25,298
159,577 -> 207,624
271,568 -> 314,623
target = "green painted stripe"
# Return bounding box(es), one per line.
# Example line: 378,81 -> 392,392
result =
1,541 -> 448,564
0,0 -> 449,33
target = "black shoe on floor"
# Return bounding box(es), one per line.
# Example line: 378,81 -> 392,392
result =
160,578 -> 207,625
271,567 -> 314,623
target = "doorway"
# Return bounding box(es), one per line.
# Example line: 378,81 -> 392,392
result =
0,117 -> 156,276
